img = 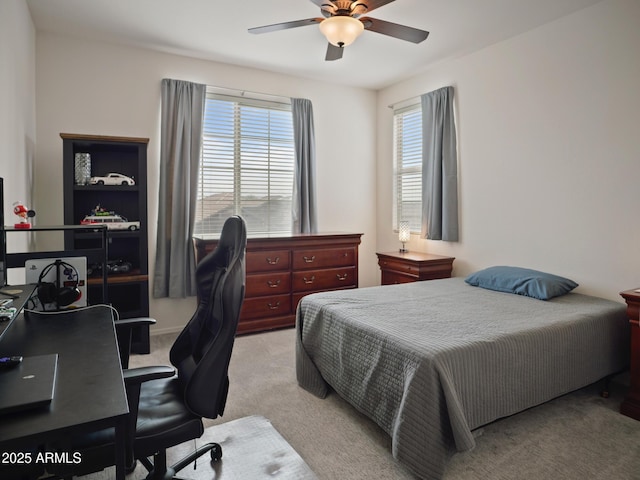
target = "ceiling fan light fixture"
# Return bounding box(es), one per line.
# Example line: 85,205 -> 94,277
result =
319,16 -> 364,47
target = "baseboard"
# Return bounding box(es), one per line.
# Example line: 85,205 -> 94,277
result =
149,325 -> 183,336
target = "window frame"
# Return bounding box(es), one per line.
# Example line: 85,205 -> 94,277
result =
195,90 -> 295,237
392,103 -> 423,234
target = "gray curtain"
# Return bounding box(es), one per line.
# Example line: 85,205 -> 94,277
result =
291,98 -> 318,234
153,79 -> 206,298
421,86 -> 459,241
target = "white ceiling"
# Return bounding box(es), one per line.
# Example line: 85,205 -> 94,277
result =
26,0 -> 602,90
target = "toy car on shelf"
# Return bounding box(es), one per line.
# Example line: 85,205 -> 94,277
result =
81,213 -> 140,230
89,173 -> 135,186
87,259 -> 133,277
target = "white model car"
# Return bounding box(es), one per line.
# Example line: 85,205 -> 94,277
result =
81,214 -> 140,230
89,173 -> 135,186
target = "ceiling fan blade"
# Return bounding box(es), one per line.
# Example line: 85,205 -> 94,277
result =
360,17 -> 429,43
325,42 -> 344,61
351,0 -> 395,15
309,0 -> 334,7
248,18 -> 323,35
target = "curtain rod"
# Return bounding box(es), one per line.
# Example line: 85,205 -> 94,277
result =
207,85 -> 291,105
387,94 -> 421,109
388,86 -> 455,109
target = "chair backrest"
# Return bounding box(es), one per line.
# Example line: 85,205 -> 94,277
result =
169,215 -> 247,418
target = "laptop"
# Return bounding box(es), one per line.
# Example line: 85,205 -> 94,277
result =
0,354 -> 58,415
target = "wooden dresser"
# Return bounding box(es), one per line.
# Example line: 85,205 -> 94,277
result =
377,251 -> 454,285
194,233 -> 362,334
620,288 -> 640,420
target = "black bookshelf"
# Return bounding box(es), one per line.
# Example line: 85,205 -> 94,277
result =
61,134 -> 150,354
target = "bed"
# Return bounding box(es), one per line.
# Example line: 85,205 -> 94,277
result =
295,273 -> 629,480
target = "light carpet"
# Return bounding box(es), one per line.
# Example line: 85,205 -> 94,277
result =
86,328 -> 640,479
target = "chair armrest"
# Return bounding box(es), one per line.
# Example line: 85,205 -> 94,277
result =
123,365 -> 175,387
114,318 -> 157,369
120,365 -> 176,457
114,317 -> 157,327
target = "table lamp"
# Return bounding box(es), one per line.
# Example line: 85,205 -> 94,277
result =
399,221 -> 410,253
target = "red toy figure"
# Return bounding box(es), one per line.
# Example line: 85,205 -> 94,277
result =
13,201 -> 36,229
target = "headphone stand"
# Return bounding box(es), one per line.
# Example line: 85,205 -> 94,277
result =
53,259 -> 63,311
37,259 -> 81,311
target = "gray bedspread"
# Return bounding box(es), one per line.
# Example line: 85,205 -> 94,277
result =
295,278 -> 629,479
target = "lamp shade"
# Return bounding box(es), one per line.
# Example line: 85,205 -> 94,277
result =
319,16 -> 364,47
398,221 -> 410,243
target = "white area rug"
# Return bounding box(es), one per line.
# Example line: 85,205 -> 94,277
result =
129,415 -> 318,480
86,415 -> 317,479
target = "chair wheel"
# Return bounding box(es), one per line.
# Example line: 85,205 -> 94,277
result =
210,443 -> 222,462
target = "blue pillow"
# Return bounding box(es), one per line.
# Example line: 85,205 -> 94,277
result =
464,266 -> 578,300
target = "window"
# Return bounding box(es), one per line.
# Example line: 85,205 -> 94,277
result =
195,91 -> 295,236
393,104 -> 422,233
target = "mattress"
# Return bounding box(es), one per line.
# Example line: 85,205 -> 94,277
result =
295,278 -> 629,479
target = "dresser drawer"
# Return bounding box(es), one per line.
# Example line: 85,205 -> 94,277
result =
381,271 -> 416,285
379,258 -> 422,276
292,266 -> 356,292
245,272 -> 291,297
293,247 -> 356,270
246,250 -> 291,273
241,294 -> 292,320
381,261 -> 452,280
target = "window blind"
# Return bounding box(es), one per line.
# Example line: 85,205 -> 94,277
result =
195,92 -> 295,236
393,104 -> 422,233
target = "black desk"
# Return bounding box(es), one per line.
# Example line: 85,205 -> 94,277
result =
0,300 -> 128,479
0,284 -> 33,342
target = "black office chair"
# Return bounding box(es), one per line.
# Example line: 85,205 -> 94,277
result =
48,215 -> 247,480
130,214 -> 247,478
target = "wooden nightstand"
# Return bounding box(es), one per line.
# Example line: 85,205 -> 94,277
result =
376,251 -> 454,285
620,288 -> 640,420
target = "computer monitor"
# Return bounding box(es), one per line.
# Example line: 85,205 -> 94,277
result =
0,177 -> 12,344
0,177 -> 6,290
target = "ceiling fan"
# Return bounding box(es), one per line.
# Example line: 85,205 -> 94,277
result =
248,0 -> 429,61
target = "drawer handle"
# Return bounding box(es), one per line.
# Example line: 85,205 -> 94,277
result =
303,255 -> 315,263
266,257 -> 280,265
303,276 -> 315,284
336,273 -> 348,281
267,279 -> 281,288
267,301 -> 281,310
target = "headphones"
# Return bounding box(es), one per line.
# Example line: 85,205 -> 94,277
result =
37,260 -> 82,308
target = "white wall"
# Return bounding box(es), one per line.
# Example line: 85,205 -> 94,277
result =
377,0 -> 640,301
0,0 -> 36,282
34,33 -> 377,334
28,0 -> 639,334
